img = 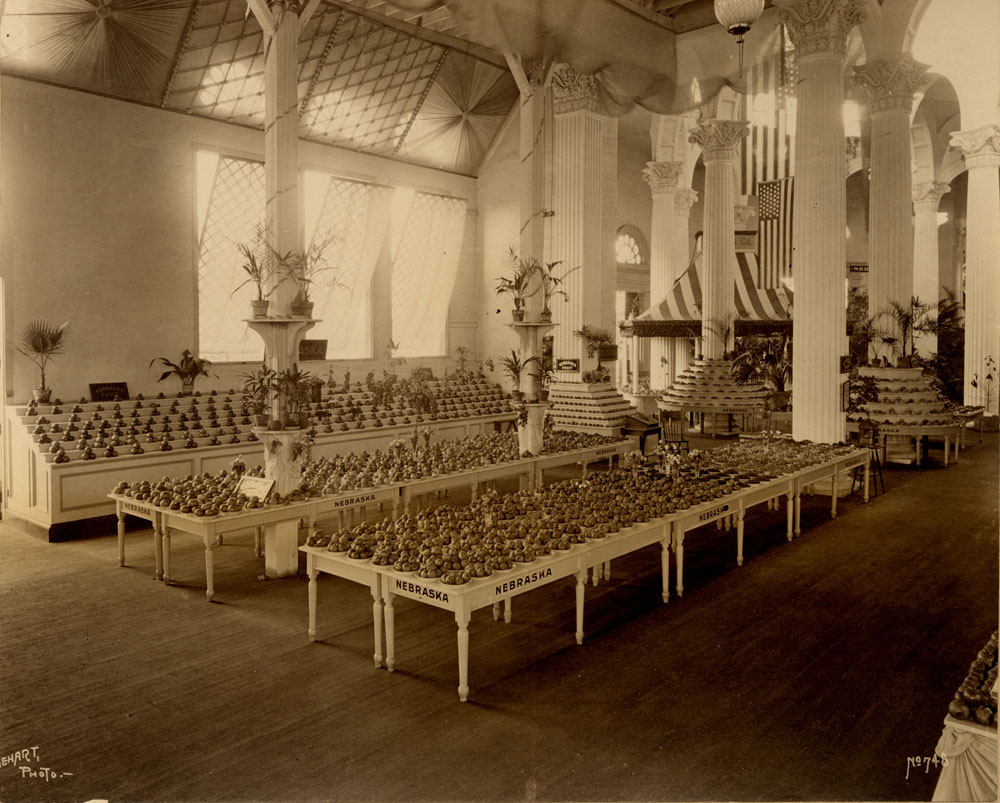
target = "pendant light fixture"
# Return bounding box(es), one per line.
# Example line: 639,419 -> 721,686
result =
713,0 -> 765,78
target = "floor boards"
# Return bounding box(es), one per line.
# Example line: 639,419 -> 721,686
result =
0,435 -> 996,803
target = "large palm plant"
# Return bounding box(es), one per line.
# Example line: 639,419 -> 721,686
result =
18,320 -> 68,394
573,325 -> 616,373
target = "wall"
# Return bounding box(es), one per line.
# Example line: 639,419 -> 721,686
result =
0,77 -> 479,404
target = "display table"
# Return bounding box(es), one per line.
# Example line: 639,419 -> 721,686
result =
954,407 -> 986,450
110,487 -> 398,599
532,440 -> 630,486
845,421 -> 963,466
933,715 -> 998,801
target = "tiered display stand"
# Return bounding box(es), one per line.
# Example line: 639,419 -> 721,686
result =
846,366 -> 967,465
657,359 -> 768,436
546,382 -> 636,436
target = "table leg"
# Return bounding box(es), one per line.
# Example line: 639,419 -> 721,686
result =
504,597 -> 512,624
307,559 -> 318,642
384,587 -> 396,672
116,511 -> 126,567
660,537 -> 670,603
736,509 -> 745,566
603,561 -> 611,582
154,521 -> 164,580
456,611 -> 471,702
492,602 -> 500,621
254,526 -> 263,558
204,542 -> 215,602
794,493 -> 802,537
591,566 -> 599,587
163,529 -> 172,585
575,570 -> 586,645
674,528 -> 685,597
786,493 -> 794,541
372,581 -> 384,669
831,470 -> 839,519
944,435 -> 950,466
863,459 -> 871,503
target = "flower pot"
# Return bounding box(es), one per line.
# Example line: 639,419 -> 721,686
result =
538,389 -> 549,402
250,299 -> 269,319
253,413 -> 269,428
291,299 -> 314,317
180,381 -> 194,397
512,309 -> 525,322
298,412 -> 311,428
511,389 -> 525,402
33,388 -> 52,404
280,412 -> 300,429
540,309 -> 552,322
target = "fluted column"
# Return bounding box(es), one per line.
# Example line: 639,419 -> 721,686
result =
951,125 -> 1000,415
672,189 -> 698,379
550,67 -> 617,378
853,53 -> 929,333
912,181 -> 951,354
688,120 -> 748,359
779,0 -> 867,443
644,161 -> 684,387
519,62 -> 548,322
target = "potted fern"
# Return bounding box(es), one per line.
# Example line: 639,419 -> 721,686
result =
279,232 -> 339,317
499,350 -> 539,402
496,248 -> 539,322
239,364 -> 277,427
233,230 -> 275,318
538,260 -> 576,322
275,364 -> 314,428
573,324 -> 616,381
149,350 -> 214,397
18,320 -> 68,403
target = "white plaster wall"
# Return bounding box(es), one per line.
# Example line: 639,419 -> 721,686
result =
1,77 -> 478,403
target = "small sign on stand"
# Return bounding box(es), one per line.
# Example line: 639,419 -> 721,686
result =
556,358 -> 579,372
89,382 -> 130,402
298,339 -> 328,361
236,475 -> 275,503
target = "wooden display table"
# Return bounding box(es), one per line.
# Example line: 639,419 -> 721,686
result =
954,407 -> 986,449
845,421 -> 963,466
110,487 -> 398,599
532,440 -> 630,487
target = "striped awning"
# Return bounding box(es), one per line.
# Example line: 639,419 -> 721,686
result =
625,247 -> 793,338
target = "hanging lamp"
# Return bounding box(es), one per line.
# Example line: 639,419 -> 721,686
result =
713,0 -> 765,78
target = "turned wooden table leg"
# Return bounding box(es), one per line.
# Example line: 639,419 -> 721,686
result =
786,492 -> 794,541
384,587 -> 396,672
736,509 -> 745,566
372,580 -> 384,669
660,536 -> 670,603
674,529 -> 685,597
163,529 -> 172,585
575,570 -> 586,645
116,510 -> 126,567
204,542 -> 215,602
154,521 -> 164,580
307,559 -> 318,642
456,610 -> 471,702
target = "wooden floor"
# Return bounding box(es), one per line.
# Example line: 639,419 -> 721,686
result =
1,435 -> 997,803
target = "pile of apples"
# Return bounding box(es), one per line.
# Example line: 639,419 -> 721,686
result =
948,631 -> 998,726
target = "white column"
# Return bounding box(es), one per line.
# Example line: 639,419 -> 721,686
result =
688,120 -> 748,360
779,0 -> 868,444
853,54 -> 928,331
912,181 -> 951,354
644,161 -> 684,387
550,67 -> 617,378
518,62 -> 548,322
672,189 -> 698,379
951,125 -> 1000,415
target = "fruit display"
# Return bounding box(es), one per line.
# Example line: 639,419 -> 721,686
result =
546,381 -> 636,434
299,430 -> 627,492
947,631 -> 998,727
659,359 -> 769,413
19,375 -> 513,464
305,439 -> 860,586
846,366 -> 957,428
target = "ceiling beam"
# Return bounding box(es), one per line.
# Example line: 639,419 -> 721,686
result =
318,0 -> 508,70
161,0 -> 203,107
299,0 -> 323,32
246,0 -> 274,36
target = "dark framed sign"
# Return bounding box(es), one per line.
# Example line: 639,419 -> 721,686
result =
840,355 -> 853,373
598,344 -> 618,362
298,339 -> 328,361
89,382 -> 130,402
556,358 -> 579,372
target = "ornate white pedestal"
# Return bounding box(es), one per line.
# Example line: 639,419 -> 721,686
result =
257,428 -> 309,577
516,402 -> 548,456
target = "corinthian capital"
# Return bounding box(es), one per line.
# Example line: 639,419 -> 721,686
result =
688,119 -> 748,163
951,125 -> 1000,169
778,0 -> 868,59
552,67 -> 603,115
674,189 -> 699,215
643,161 -> 685,196
853,54 -> 929,114
912,181 -> 951,208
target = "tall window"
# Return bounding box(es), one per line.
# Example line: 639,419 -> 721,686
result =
196,153 -> 266,363
390,191 -> 467,357
616,231 -> 644,265
303,171 -> 391,360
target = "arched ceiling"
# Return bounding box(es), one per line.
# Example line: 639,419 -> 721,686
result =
0,0 -> 724,176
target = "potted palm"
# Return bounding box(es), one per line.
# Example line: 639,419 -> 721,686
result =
239,364 -> 277,427
879,297 -> 937,367
275,364 -> 314,428
279,232 -> 339,317
149,350 -> 214,397
530,364 -> 556,402
18,320 -> 68,403
233,230 -> 274,318
499,350 -> 539,402
573,324 -> 616,382
496,248 -> 539,322
538,260 -> 576,322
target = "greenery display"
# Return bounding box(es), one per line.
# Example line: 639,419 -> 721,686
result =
149,350 -> 213,396
731,332 -> 792,411
573,325 -> 615,380
240,364 -> 277,424
18,320 -> 68,401
495,248 -> 540,320
498,350 -> 539,401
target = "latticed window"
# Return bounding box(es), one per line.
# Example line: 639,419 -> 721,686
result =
303,172 -> 391,359
390,191 -> 467,357
197,153 -> 266,363
616,231 -> 644,265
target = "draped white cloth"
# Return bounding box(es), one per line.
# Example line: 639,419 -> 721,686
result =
933,716 -> 998,802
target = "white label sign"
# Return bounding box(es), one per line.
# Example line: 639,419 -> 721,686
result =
237,475 -> 275,502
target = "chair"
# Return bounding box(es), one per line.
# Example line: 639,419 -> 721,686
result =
852,419 -> 885,496
659,409 -> 689,452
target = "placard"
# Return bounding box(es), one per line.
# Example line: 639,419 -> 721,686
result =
556,358 -> 579,371
598,344 -> 618,362
735,231 -> 758,252
236,475 -> 275,502
89,382 -> 130,402
848,263 -> 869,273
298,339 -> 328,361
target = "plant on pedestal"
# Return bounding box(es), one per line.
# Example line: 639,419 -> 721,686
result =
704,314 -> 738,360
240,364 -> 277,427
277,231 -> 339,317
878,297 -> 937,367
234,227 -> 276,318
538,260 -> 575,322
275,364 -> 314,428
17,320 -> 68,403
529,364 -> 556,402
573,324 -> 615,382
731,331 -> 792,411
499,350 -> 539,402
150,350 -> 214,397
496,248 -> 540,322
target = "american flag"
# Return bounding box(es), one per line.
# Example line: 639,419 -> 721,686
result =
757,177 -> 793,289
